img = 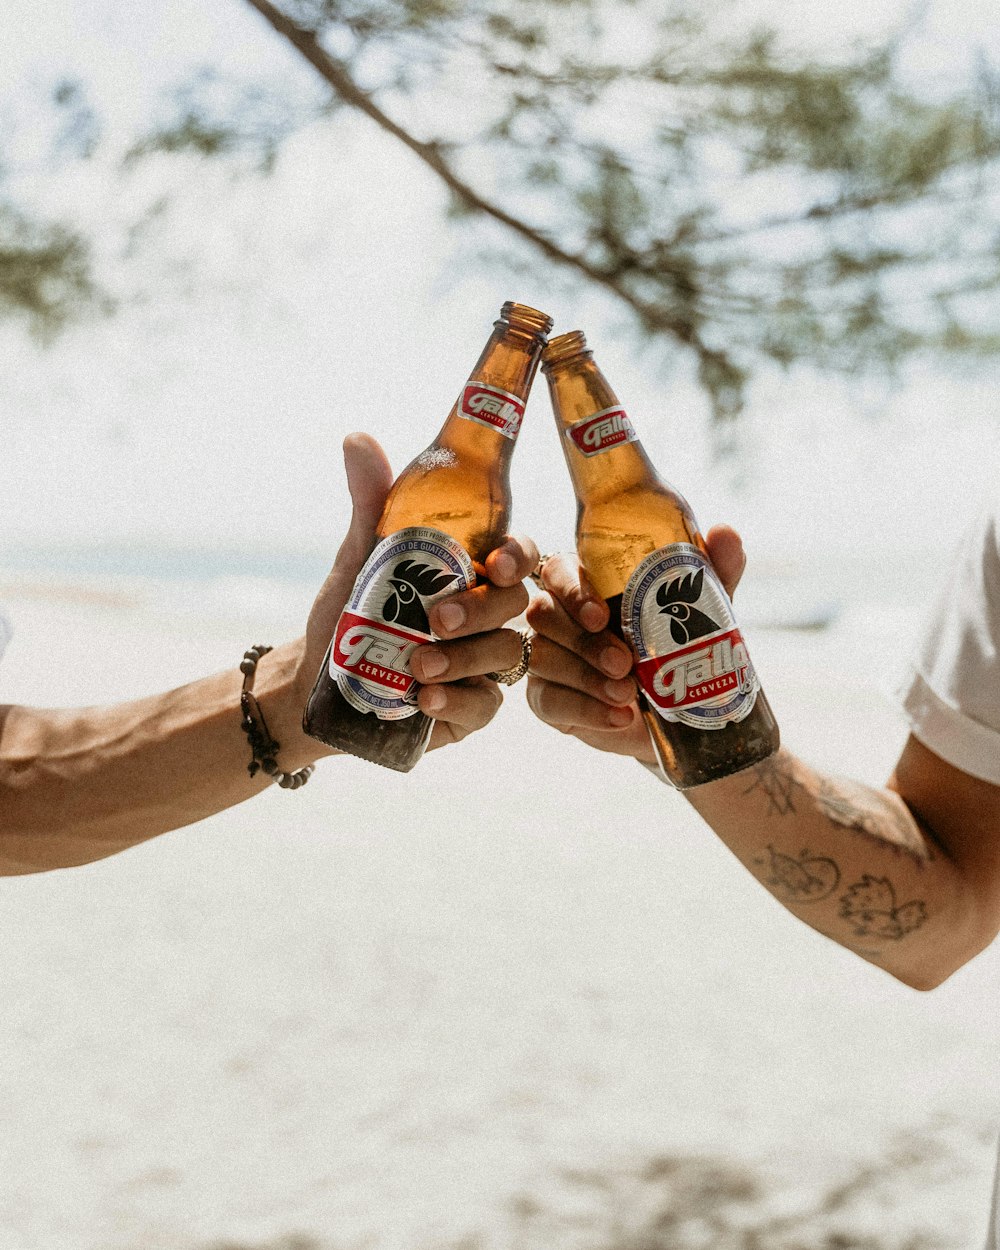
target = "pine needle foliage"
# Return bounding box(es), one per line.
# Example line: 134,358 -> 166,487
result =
0,201 -> 103,342
5,1 -> 1000,423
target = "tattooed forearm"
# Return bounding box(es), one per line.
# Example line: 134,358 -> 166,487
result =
756,845 -> 840,903
742,755 -> 801,815
839,875 -> 928,940
752,843 -> 929,943
685,746 -> 964,979
817,777 -> 933,867
740,753 -> 933,867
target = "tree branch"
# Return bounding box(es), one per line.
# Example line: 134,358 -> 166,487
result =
693,175 -> 1000,247
240,0 -> 702,347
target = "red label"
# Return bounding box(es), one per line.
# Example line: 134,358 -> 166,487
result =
635,627 -> 752,711
332,610 -> 431,696
567,407 -> 636,456
459,383 -> 525,439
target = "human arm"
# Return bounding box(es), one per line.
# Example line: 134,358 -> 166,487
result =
525,534 -> 1000,989
0,434 -> 537,876
685,737 -> 1000,990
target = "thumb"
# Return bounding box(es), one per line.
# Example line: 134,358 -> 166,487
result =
304,434 -> 394,662
704,524 -> 746,601
335,433 -> 395,575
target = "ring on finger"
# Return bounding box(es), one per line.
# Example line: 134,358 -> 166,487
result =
529,553 -> 556,588
486,629 -> 532,686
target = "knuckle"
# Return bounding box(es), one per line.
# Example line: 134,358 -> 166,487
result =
534,680 -> 562,725
542,559 -> 582,605
525,634 -> 550,670
409,648 -> 432,681
525,593 -> 556,632
505,535 -> 536,575
418,687 -> 447,718
501,628 -> 524,666
509,583 -> 529,614
584,666 -> 611,701
581,632 -> 622,672
540,551 -> 570,583
428,640 -> 464,679
470,681 -> 502,728
519,537 -> 540,571
566,588 -> 592,621
458,585 -> 495,631
577,633 -> 606,671
452,637 -> 479,673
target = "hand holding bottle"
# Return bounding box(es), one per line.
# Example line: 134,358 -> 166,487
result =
535,330 -> 777,787
303,302 -> 552,771
296,432 -> 540,762
525,527 -> 748,763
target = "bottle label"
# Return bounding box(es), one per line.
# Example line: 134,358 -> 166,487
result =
329,527 -> 475,721
458,382 -> 525,440
566,407 -> 637,456
622,543 -> 759,730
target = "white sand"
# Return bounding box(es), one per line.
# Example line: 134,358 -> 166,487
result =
0,575 -> 998,1250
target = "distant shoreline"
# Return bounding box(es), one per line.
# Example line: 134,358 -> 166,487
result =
0,543 -> 333,586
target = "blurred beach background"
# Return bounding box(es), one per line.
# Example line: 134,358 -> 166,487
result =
4,1 -> 1000,1247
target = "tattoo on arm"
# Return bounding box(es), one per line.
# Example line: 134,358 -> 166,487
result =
740,753 -> 932,949
753,844 -> 928,943
742,755 -> 801,815
756,845 -> 840,903
742,754 -> 932,867
816,777 -> 934,867
838,876 -> 928,940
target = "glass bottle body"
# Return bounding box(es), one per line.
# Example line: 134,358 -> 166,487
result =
304,303 -> 552,772
577,488 -> 780,788
544,334 -> 779,788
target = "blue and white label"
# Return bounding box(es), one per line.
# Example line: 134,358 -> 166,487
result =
331,527 -> 475,720
623,543 -> 759,730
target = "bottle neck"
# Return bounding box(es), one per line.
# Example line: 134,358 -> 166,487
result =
435,319 -> 547,469
544,352 -> 659,499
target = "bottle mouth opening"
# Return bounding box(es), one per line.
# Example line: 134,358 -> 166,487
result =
499,301 -> 554,340
541,330 -> 590,371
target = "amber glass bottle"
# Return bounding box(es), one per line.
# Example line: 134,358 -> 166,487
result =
304,301 -> 553,771
542,330 -> 779,787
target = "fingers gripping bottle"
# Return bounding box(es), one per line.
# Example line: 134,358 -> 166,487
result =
304,302 -> 553,772
542,331 -> 779,788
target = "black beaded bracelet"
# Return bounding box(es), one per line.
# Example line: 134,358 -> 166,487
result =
239,645 -> 315,791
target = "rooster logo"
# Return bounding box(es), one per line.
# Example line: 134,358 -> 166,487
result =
656,568 -> 720,645
382,559 -> 456,634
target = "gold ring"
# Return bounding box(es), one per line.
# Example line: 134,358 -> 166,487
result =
486,630 -> 532,686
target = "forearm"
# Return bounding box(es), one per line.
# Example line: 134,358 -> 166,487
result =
682,748 -> 979,989
0,642 -> 331,875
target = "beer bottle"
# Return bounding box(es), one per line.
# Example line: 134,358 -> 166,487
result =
304,301 -> 553,772
541,331 -> 779,788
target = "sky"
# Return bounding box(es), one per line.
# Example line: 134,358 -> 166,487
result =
1,0 -> 999,568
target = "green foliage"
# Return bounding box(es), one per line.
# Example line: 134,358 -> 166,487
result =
4,1 -> 1000,427
51,78 -> 102,160
0,80 -> 108,336
242,0 -> 1000,422
0,201 -> 106,340
122,70 -> 321,172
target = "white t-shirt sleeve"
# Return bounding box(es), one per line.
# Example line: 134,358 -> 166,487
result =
895,504 -> 1000,785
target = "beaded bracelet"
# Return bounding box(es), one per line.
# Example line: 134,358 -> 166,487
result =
239,645 -> 315,790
